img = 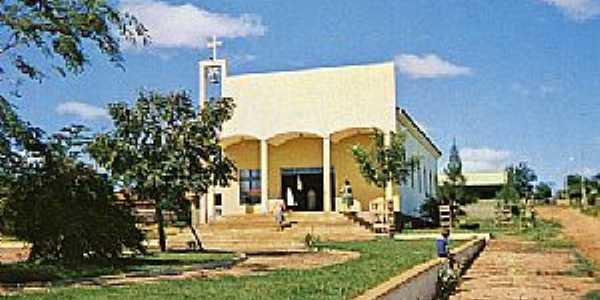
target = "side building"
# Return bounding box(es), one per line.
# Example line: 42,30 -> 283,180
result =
438,171 -> 508,200
398,110 -> 441,219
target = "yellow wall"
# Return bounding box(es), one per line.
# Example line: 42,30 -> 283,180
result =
226,140 -> 260,170
216,140 -> 261,215
332,134 -> 381,210
219,134 -> 400,213
268,137 -> 323,199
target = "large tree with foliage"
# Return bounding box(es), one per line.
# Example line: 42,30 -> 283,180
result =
508,162 -> 537,199
0,127 -> 144,264
533,182 -> 553,200
497,162 -> 537,215
567,174 -> 597,205
352,130 -> 416,229
88,91 -> 236,252
0,0 -> 147,181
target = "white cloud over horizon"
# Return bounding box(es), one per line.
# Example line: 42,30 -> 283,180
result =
120,0 -> 266,49
460,147 -> 512,172
394,54 -> 472,79
56,102 -> 110,121
540,0 -> 600,22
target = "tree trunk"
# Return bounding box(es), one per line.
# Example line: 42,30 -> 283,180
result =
155,201 -> 167,252
188,224 -> 203,251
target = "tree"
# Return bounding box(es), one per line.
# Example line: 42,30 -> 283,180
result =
352,130 -> 416,229
534,182 -> 552,200
496,179 -> 520,216
567,174 -> 597,206
437,140 -> 474,224
497,163 -> 536,216
508,162 -> 537,199
0,128 -> 144,264
88,91 -> 236,252
0,0 -> 147,180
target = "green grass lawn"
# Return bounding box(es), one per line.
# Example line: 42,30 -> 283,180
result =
0,252 -> 235,284
5,239 -> 439,300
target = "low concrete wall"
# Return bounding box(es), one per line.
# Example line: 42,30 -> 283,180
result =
394,233 -> 490,241
354,238 -> 486,300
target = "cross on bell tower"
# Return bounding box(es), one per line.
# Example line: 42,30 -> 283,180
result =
207,35 -> 222,60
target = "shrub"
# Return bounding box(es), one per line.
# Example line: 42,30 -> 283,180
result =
0,157 -> 145,265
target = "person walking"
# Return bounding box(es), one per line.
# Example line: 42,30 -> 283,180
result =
274,201 -> 286,231
341,179 -> 354,211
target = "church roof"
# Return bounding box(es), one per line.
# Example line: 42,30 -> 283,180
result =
397,108 -> 442,157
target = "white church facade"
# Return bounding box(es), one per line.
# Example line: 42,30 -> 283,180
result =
191,51 -> 441,228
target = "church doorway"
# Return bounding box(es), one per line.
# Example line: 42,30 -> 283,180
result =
281,168 -> 335,211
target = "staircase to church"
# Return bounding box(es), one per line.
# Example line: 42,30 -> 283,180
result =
195,212 -> 375,253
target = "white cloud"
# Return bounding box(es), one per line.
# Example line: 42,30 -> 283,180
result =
120,0 -> 266,49
394,54 -> 472,79
581,166 -> 597,176
56,102 -> 109,121
510,82 -> 558,98
231,54 -> 257,64
540,0 -> 600,22
510,82 -> 531,97
460,147 -> 512,172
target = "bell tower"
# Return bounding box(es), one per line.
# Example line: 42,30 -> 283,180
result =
199,35 -> 227,108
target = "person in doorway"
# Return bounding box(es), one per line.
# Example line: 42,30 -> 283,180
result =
286,187 -> 295,207
274,201 -> 286,231
341,179 -> 353,210
307,188 -> 317,211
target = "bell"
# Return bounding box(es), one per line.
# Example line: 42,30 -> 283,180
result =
208,67 -> 221,84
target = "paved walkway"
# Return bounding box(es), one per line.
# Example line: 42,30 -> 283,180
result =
450,237 -> 600,300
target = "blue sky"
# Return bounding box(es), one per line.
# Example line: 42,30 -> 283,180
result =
13,0 -> 600,188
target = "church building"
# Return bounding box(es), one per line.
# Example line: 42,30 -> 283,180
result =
192,42 -> 441,229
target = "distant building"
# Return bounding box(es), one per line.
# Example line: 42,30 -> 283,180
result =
438,171 -> 507,200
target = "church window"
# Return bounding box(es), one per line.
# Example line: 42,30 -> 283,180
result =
429,170 -> 433,194
423,167 -> 427,194
418,165 -> 422,193
240,169 -> 261,205
411,163 -> 415,188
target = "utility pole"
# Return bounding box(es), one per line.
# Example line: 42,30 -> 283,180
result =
581,151 -> 588,208
582,174 -> 588,208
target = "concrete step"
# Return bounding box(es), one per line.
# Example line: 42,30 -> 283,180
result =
192,212 -> 375,252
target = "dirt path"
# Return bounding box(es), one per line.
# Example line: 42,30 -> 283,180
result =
538,206 -> 600,266
0,241 -> 29,264
451,237 -> 600,300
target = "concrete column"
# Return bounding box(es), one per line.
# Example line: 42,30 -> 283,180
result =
260,139 -> 269,213
384,132 -> 393,202
200,194 -> 208,224
199,63 -> 206,109
207,187 -> 215,222
323,136 -> 332,212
